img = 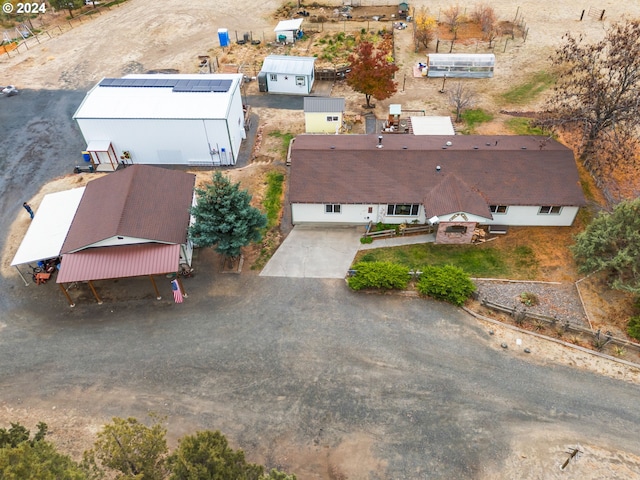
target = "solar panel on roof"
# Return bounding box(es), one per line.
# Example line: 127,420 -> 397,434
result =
172,79 -> 232,93
98,77 -> 232,92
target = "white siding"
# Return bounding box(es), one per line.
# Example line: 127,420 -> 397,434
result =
482,205 -> 579,226
266,73 -> 313,95
292,203 -> 426,225
293,204 -> 578,226
77,118 -> 237,166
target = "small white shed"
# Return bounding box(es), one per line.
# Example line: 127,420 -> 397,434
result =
258,55 -> 316,95
274,18 -> 303,44
73,73 -> 246,169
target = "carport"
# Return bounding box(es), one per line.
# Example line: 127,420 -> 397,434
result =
56,243 -> 186,306
10,187 -> 85,286
260,226 -> 361,278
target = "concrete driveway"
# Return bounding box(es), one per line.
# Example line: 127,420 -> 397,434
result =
260,226 -> 361,278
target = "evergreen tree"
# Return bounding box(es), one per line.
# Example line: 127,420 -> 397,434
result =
572,198 -> 640,294
168,430 -> 263,480
189,172 -> 267,261
0,440 -> 89,480
0,421 -> 88,480
85,416 -> 168,480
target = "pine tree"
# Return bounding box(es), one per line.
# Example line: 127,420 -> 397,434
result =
572,198 -> 640,294
189,172 -> 267,262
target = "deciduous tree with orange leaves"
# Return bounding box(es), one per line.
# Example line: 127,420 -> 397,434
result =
346,41 -> 399,108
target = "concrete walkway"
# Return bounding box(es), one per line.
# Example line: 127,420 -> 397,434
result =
358,233 -> 436,250
260,226 -> 362,278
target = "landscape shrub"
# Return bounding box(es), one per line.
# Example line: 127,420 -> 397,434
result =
347,262 -> 409,291
627,315 -> 640,341
416,265 -> 476,306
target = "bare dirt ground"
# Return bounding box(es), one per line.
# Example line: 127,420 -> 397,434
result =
2,0 -> 640,478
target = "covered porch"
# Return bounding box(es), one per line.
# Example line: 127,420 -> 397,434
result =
83,140 -> 123,172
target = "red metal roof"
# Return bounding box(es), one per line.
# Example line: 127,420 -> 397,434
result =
56,243 -> 180,283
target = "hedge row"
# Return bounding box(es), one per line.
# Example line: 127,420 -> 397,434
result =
347,262 -> 475,306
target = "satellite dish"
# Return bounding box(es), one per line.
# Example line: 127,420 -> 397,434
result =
428,216 -> 440,225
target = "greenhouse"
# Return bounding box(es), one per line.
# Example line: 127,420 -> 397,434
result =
426,53 -> 495,78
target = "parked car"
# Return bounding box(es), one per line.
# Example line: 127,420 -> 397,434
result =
1,85 -> 19,96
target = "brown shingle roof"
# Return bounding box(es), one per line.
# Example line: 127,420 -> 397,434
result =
423,174 -> 492,219
62,165 -> 195,253
289,134 -> 585,207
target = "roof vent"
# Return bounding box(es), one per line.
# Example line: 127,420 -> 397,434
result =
442,146 -> 447,149
521,146 -> 527,150
446,141 -> 452,146
377,135 -> 383,149
486,142 -> 491,146
402,146 -> 408,150
473,146 -> 479,149
330,145 -> 335,149
436,165 -> 441,172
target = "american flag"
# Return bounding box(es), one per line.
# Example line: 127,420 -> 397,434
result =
171,279 -> 183,303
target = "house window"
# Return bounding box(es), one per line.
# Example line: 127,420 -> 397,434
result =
489,205 -> 508,214
387,204 -> 420,216
326,116 -> 339,122
325,204 -> 341,213
269,74 -> 277,82
445,225 -> 467,234
539,206 -> 562,215
296,76 -> 305,86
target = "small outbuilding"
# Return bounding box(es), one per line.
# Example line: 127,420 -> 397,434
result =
258,55 -> 316,95
426,53 -> 495,78
73,73 -> 246,168
274,18 -> 304,44
303,97 -> 346,133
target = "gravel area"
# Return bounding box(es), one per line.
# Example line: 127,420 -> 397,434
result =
474,280 -> 589,328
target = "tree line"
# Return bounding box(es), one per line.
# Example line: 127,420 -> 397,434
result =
0,416 -> 296,479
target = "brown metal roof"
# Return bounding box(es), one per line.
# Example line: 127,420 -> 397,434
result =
62,165 -> 195,254
423,174 -> 492,219
289,134 -> 586,207
56,243 -> 180,283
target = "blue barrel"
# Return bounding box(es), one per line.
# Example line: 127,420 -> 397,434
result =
82,151 -> 91,163
218,28 -> 229,47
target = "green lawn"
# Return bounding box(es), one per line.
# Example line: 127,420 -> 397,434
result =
354,243 -> 539,279
459,108 -> 494,134
500,71 -> 555,105
505,117 -> 547,135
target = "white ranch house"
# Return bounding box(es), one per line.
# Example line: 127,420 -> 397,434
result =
288,135 -> 585,241
73,74 -> 246,169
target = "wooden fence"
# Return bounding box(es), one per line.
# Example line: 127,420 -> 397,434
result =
480,298 -> 640,354
363,223 -> 435,240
